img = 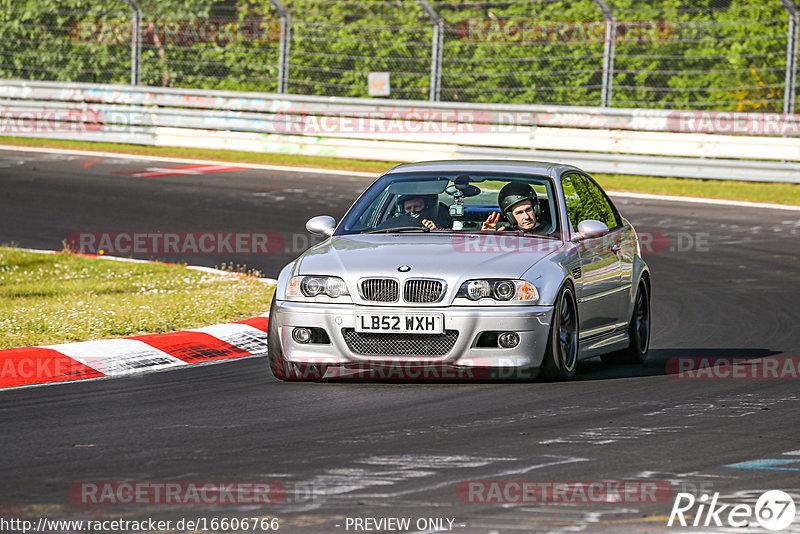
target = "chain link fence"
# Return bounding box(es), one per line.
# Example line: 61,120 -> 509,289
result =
0,0 -> 797,112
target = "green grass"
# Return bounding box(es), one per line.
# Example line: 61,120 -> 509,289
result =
0,247 -> 275,349
1,135 -> 799,206
592,173 -> 800,206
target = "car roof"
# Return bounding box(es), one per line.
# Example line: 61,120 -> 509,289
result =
383,159 -> 581,177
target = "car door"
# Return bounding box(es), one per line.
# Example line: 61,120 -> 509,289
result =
580,173 -> 636,312
561,172 -> 625,338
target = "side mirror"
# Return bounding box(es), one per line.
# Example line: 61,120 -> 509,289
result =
571,219 -> 610,242
306,215 -> 336,237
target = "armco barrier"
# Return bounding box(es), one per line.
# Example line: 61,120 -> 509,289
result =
1,79 -> 799,183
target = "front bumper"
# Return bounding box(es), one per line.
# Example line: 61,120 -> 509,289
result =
271,300 -> 554,375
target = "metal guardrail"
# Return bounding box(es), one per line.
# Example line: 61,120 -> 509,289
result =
1,80 -> 799,183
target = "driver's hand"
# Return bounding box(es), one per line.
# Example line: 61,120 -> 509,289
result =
421,219 -> 437,230
481,212 -> 505,231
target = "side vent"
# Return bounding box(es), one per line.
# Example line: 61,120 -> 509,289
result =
571,266 -> 582,279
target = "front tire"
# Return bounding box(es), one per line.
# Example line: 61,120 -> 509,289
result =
601,279 -> 650,365
539,284 -> 579,381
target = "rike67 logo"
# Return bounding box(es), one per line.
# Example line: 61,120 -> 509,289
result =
668,490 -> 796,530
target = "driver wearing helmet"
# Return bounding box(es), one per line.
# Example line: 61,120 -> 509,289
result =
481,183 -> 542,232
396,194 -> 451,230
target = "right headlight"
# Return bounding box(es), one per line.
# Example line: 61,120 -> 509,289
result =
287,275 -> 351,301
456,279 -> 539,303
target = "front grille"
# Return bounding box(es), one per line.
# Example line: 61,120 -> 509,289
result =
360,278 -> 399,302
342,329 -> 458,356
403,279 -> 444,303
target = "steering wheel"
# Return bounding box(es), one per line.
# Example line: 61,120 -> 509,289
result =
373,213 -> 428,231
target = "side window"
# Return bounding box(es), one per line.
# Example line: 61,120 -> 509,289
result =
561,173 -> 596,230
580,175 -> 620,229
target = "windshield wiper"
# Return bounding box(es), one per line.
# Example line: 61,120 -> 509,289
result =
365,226 -> 431,234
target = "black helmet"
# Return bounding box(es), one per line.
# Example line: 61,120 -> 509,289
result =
397,194 -> 436,214
498,183 -> 537,223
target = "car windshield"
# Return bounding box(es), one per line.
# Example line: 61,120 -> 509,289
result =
337,171 -> 561,238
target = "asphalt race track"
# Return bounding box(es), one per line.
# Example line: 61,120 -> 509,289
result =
1,148 -> 800,533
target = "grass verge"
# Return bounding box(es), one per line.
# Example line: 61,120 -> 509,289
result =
592,173 -> 800,207
0,247 -> 274,350
1,135 -> 799,206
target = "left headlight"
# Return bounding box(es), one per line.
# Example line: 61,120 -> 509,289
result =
456,279 -> 539,303
287,276 -> 351,300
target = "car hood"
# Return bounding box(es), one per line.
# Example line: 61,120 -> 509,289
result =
297,233 -> 561,282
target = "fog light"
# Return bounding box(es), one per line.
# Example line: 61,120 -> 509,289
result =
498,331 -> 520,348
292,327 -> 312,344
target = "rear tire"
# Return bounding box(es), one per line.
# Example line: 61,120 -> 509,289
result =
539,284 -> 579,381
267,297 -> 324,381
601,279 -> 650,365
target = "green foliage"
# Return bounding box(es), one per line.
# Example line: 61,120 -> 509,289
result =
0,0 -> 793,110
0,0 -> 133,83
0,246 -> 275,349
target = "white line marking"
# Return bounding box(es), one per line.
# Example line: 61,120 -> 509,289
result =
185,265 -> 277,284
14,247 -> 152,263
11,248 -> 278,284
359,455 -> 513,469
0,144 -> 378,177
3,144 -> 796,211
354,455 -> 589,500
608,191 -> 800,211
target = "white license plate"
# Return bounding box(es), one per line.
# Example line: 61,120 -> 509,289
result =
355,313 -> 444,334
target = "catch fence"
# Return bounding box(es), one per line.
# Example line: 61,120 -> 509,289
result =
1,0 -> 797,112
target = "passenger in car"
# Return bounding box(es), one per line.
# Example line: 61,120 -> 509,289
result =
481,183 -> 545,233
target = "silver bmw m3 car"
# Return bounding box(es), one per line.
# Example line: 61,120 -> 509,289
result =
268,160 -> 651,381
